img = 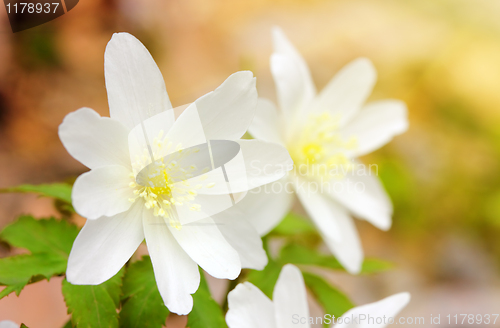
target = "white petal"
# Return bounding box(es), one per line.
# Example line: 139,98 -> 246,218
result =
72,165 -> 134,220
0,321 -> 20,328
248,98 -> 285,145
191,140 -> 293,195
341,100 -> 408,158
226,282 -> 277,328
163,102 -> 207,154
194,71 -> 257,141
143,213 -> 200,315
319,202 -> 363,274
66,201 -> 144,285
294,178 -> 342,242
309,58 -> 376,126
325,170 -> 393,231
232,139 -> 293,193
271,27 -> 316,124
169,217 -> 241,279
212,213 -> 267,270
105,33 -> 172,130
59,107 -> 130,169
273,264 -> 310,328
227,179 -> 294,236
336,292 -> 411,328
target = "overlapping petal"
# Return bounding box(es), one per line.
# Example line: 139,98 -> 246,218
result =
66,201 -> 144,285
248,98 -> 284,145
59,107 -> 130,169
212,212 -> 268,270
324,170 -> 393,231
142,213 -> 200,315
168,217 -> 241,280
72,165 -> 134,220
309,58 -> 376,127
273,264 -> 310,328
341,100 -> 408,158
228,179 -> 294,236
336,292 -> 411,328
105,33 -> 172,130
271,27 -> 316,123
294,179 -> 342,242
226,282 -> 277,328
319,201 -> 363,274
194,71 -> 257,141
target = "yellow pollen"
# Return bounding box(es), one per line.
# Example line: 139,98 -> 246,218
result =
128,131 -> 206,230
289,111 -> 358,180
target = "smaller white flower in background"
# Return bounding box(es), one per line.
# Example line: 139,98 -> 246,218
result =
59,32 -> 292,315
0,321 -> 19,328
226,264 -> 410,328
236,27 -> 409,273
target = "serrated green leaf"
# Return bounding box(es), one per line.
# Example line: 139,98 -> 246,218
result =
119,257 -> 169,328
280,244 -> 393,274
0,216 -> 78,256
246,260 -> 282,299
187,270 -> 227,328
0,183 -> 73,204
0,253 -> 67,285
62,269 -> 124,328
0,216 -> 79,299
62,320 -> 74,328
270,213 -> 316,236
0,252 -> 68,300
303,272 -> 354,326
20,324 -> 29,328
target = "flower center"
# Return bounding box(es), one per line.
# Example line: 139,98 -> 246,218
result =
289,112 -> 357,179
127,130 -> 211,230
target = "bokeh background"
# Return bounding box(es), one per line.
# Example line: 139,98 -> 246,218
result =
1,0 -> 500,327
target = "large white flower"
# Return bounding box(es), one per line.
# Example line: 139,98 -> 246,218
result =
59,33 -> 292,315
226,264 -> 410,328
238,27 -> 409,273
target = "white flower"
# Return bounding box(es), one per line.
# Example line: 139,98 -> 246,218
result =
226,264 -> 410,328
237,27 -> 409,273
59,33 -> 292,315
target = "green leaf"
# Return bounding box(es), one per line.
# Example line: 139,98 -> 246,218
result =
21,324 -> 29,328
360,258 -> 394,274
0,253 -> 67,289
0,216 -> 78,299
62,269 -> 124,328
62,320 -> 74,328
279,244 -> 344,270
0,216 -> 78,256
245,260 -> 282,299
0,183 -> 73,204
119,257 -> 169,328
187,270 -> 227,328
270,213 -> 316,236
280,244 -> 393,274
303,272 -> 354,326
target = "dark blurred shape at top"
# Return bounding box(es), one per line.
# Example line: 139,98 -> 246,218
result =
3,0 -> 70,33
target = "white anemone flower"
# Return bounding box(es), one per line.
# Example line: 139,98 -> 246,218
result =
238,27 -> 409,273
226,264 -> 410,328
59,33 -> 292,315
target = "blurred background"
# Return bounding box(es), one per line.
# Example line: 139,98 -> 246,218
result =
1,0 -> 500,326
